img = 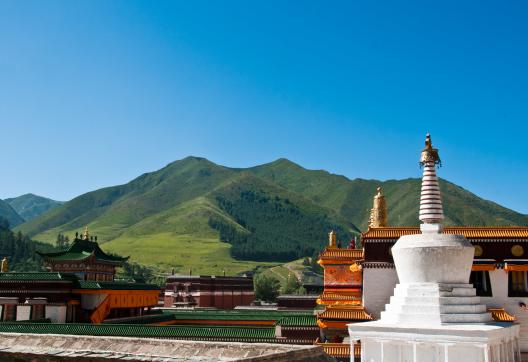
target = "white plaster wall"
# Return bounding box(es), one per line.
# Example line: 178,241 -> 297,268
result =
355,337 -> 517,362
16,306 -> 31,321
363,268 -> 398,319
45,306 -> 66,323
481,269 -> 528,352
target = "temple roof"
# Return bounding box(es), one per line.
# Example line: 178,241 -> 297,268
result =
37,238 -> 128,264
318,248 -> 363,262
0,323 -> 277,341
74,281 -> 159,290
318,306 -> 373,321
317,292 -> 362,305
0,272 -> 67,281
362,226 -> 528,240
489,308 -> 516,322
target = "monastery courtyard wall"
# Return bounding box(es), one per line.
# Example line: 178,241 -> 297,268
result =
0,333 -> 333,361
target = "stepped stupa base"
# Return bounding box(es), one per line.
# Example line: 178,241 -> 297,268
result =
380,282 -> 492,325
348,322 -> 520,362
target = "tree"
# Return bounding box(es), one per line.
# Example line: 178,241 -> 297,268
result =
282,273 -> 302,294
254,274 -> 280,302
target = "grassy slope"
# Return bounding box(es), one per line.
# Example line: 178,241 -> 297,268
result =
260,258 -> 322,289
16,157 -> 528,276
250,159 -> 528,229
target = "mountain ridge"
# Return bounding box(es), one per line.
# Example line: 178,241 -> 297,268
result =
14,157 -> 528,275
5,193 -> 63,222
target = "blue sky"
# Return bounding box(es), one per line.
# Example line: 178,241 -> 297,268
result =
0,1 -> 527,214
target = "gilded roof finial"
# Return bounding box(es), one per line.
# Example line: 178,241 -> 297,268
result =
328,230 -> 337,248
420,133 -> 441,167
368,186 -> 388,228
82,226 -> 89,240
1,257 -> 8,273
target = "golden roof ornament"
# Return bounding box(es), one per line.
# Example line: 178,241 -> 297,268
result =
82,226 -> 90,240
1,257 -> 8,272
368,186 -> 388,228
420,133 -> 441,167
328,230 -> 337,248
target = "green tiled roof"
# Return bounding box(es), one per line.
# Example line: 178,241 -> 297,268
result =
37,238 -> 128,264
74,281 -> 160,290
167,309 -> 314,321
0,272 -> 66,281
0,323 -> 276,341
103,313 -> 174,325
275,315 -> 318,327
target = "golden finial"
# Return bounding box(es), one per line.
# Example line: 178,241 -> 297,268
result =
1,257 -> 8,272
368,186 -> 388,228
420,133 -> 441,167
328,230 -> 337,248
82,226 -> 89,240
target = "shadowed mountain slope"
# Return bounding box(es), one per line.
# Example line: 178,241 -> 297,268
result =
5,193 -> 63,221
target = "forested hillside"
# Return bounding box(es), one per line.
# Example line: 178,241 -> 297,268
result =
0,200 -> 24,227
15,157 -> 528,275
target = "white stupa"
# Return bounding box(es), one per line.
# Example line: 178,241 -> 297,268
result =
348,134 -> 520,362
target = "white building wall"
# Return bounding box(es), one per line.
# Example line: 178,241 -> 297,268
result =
363,268 -> 528,352
16,305 -> 31,321
362,268 -> 398,319
45,305 -> 67,323
480,269 -> 528,352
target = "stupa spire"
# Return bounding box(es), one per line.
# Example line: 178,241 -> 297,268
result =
418,134 -> 444,225
368,187 -> 388,228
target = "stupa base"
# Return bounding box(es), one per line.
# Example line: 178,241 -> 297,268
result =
348,321 -> 520,362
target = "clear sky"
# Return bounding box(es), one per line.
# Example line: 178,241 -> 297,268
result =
0,1 -> 527,213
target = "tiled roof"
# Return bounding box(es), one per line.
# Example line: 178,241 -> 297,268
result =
0,323 -> 276,340
166,310 -> 314,322
37,238 -> 128,264
362,227 -> 528,239
0,272 -> 66,281
103,313 -> 175,325
275,315 -> 318,327
320,248 -> 364,259
318,307 -> 373,321
316,342 -> 360,358
74,281 -> 160,290
317,292 -> 361,303
489,308 -> 516,322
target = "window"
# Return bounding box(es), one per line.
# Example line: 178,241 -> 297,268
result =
469,271 -> 492,296
509,271 -> 528,297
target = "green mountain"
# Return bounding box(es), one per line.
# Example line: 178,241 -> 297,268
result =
0,200 -> 24,227
15,157 -> 528,275
5,194 -> 63,221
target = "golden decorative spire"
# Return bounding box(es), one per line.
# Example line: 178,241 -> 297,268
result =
368,187 -> 388,228
328,230 -> 337,248
420,133 -> 441,166
82,226 -> 89,240
1,257 -> 8,272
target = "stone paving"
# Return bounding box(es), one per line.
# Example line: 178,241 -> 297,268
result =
0,333 -> 334,361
